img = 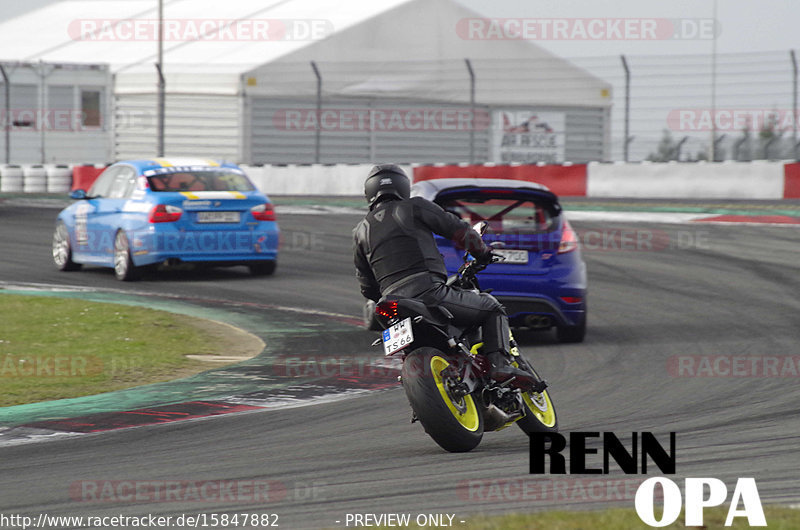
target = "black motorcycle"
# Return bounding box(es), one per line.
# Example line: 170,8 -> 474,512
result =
373,222 -> 558,452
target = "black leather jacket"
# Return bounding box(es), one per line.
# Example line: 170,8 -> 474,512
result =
353,196 -> 489,302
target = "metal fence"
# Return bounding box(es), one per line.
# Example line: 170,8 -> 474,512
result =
3,51 -> 797,164
569,50 -> 799,162
135,51 -> 797,165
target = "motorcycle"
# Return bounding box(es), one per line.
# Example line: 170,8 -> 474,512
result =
372,222 -> 558,452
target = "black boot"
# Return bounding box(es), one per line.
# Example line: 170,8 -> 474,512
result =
487,351 -> 536,391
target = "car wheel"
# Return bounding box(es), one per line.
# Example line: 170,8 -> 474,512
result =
114,230 -> 141,281
52,221 -> 81,271
556,311 -> 586,343
363,300 -> 382,331
249,261 -> 276,276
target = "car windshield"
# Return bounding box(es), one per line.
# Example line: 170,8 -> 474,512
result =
436,190 -> 556,234
146,170 -> 255,192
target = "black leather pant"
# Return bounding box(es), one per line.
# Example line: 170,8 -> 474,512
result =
388,277 -> 510,355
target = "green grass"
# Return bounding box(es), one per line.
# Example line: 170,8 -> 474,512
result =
0,294 -> 242,407
368,506 -> 799,529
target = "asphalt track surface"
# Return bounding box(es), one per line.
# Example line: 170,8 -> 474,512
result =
1,200 -> 800,528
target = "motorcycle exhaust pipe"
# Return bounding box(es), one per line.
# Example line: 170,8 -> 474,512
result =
483,404 -> 523,431
524,315 -> 552,329
481,390 -> 523,431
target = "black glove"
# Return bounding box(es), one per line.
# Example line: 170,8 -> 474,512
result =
472,250 -> 495,270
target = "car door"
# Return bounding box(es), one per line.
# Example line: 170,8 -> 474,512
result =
72,166 -> 116,263
83,166 -> 137,264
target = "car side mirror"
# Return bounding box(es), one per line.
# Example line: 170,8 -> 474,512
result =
70,189 -> 88,200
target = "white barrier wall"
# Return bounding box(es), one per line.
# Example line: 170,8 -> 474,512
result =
587,161 -> 786,199
2,161 -> 796,200
241,164 -> 413,196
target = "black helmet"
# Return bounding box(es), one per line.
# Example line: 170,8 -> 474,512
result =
364,164 -> 410,207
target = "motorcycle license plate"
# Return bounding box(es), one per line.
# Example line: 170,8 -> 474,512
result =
382,318 -> 414,355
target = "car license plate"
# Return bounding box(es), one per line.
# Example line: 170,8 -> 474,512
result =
197,211 -> 240,223
382,317 -> 414,355
494,249 -> 529,264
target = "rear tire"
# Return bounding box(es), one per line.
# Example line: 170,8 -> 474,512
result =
249,261 -> 276,276
114,230 -> 141,281
52,221 -> 81,271
401,347 -> 483,452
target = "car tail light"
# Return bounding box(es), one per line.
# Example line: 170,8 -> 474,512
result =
251,203 -> 276,221
375,300 -> 398,320
560,296 -> 583,304
558,219 -> 578,254
149,204 -> 182,223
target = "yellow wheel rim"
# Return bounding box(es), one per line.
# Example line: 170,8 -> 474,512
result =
522,389 -> 556,428
430,355 -> 480,432
512,358 -> 556,428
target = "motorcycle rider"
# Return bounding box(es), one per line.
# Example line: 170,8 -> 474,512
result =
353,164 -> 535,388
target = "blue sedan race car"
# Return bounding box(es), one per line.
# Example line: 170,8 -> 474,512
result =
412,178 -> 587,343
52,158 -> 279,280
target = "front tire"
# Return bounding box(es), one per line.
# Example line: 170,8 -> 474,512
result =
52,221 -> 81,271
513,355 -> 558,434
114,230 -> 141,281
401,347 -> 483,452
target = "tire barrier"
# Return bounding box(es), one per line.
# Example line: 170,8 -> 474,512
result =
0,165 -> 24,193
46,165 -> 73,193
23,165 -> 48,193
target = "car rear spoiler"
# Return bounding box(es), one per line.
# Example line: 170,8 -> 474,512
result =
434,186 -> 562,216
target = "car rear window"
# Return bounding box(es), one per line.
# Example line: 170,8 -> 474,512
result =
146,170 -> 255,192
436,191 -> 556,234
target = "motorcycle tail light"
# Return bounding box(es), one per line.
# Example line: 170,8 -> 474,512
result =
375,300 -> 398,320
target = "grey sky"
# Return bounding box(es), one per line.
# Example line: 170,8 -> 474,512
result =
2,0 -> 797,58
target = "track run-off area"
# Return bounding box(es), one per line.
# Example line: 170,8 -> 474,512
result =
1,197 -> 799,528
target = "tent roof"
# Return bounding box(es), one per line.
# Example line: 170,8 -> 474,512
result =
0,0 -> 611,106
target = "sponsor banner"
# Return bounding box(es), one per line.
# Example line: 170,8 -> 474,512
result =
491,110 -> 565,164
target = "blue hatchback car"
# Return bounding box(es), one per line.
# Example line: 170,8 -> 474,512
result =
413,178 -> 587,342
52,158 -> 279,280
361,178 -> 587,342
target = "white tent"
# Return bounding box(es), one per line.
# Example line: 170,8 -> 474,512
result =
0,0 -> 612,163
